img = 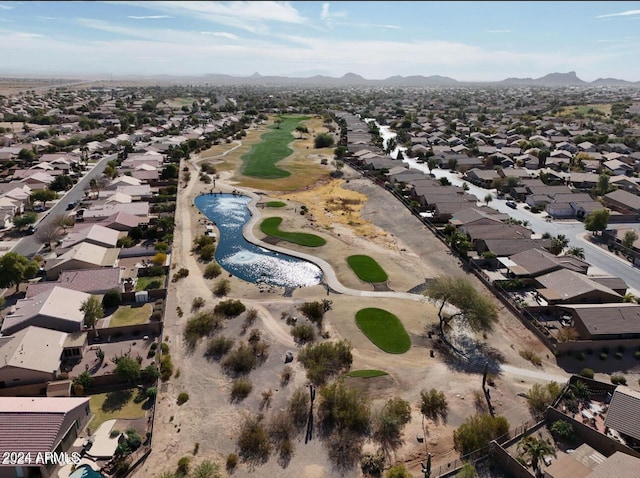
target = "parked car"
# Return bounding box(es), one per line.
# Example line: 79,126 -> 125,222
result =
66,200 -> 78,210
506,201 -> 517,209
26,225 -> 36,235
33,205 -> 45,212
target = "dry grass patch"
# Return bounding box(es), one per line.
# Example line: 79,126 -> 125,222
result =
88,389 -> 147,430
109,303 -> 152,327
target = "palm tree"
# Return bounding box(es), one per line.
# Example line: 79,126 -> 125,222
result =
549,234 -> 569,255
517,435 -> 556,477
565,247 -> 585,260
80,295 -> 104,332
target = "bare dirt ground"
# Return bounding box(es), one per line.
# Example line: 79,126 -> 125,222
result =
136,117 -> 569,478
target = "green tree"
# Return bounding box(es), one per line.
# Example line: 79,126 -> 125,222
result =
116,356 -> 141,383
517,435 -> 556,476
49,175 -> 75,192
314,133 -> 335,149
456,462 -> 476,478
161,163 -> 179,180
550,420 -> 575,443
12,212 -> 37,229
419,388 -> 449,424
18,148 -> 36,164
424,276 -> 498,350
622,230 -> 638,249
526,382 -> 562,415
596,173 -> 612,196
0,252 -> 39,292
80,295 -> 104,329
584,209 -> 610,236
484,193 -> 493,206
30,188 -> 58,208
453,414 -> 509,455
427,157 -> 438,174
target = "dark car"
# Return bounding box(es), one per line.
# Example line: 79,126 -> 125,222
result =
26,225 -> 36,235
66,201 -> 78,210
506,201 -> 517,209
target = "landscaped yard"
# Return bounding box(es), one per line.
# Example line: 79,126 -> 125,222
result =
266,201 -> 286,208
260,217 -> 326,247
240,115 -> 310,179
109,303 -> 152,327
347,255 -> 389,283
88,388 -> 148,430
355,308 -> 411,354
135,275 -> 166,291
345,369 -> 389,378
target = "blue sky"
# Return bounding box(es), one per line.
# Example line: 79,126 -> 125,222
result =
1,1 -> 640,81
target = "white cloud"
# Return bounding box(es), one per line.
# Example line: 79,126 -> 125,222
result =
0,4 -> 14,10
596,9 -> 640,18
486,30 -> 512,33
200,31 -> 239,40
127,15 -> 172,20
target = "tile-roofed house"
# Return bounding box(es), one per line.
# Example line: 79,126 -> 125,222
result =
604,386 -> 640,443
586,451 -> 640,478
476,238 -> 553,256
58,224 -> 122,250
449,207 -> 509,228
500,248 -> 589,278
535,269 -> 622,305
464,223 -> 532,243
26,268 -> 122,298
604,189 -> 640,214
45,242 -> 120,280
102,211 -> 145,231
1,286 -> 91,335
105,175 -> 141,190
80,202 -> 149,222
0,326 -> 67,386
558,304 -> 640,340
0,396 -> 91,477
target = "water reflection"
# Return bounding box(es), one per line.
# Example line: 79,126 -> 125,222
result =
194,194 -> 323,288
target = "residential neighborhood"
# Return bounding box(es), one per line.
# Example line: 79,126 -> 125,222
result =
0,77 -> 639,478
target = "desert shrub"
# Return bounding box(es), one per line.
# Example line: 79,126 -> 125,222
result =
152,252 -> 167,266
615,352 -> 623,360
199,244 -> 216,262
288,387 -> 310,431
205,335 -> 234,359
177,392 -> 189,405
150,311 -> 163,322
600,352 -> 608,361
361,451 -> 385,476
213,278 -> 230,297
291,323 -> 316,344
236,414 -> 271,466
139,265 -> 165,277
183,310 -> 223,349
635,351 -> 640,360
386,465 -> 412,478
372,397 -> 412,452
160,354 -> 173,381
117,236 -> 135,248
176,456 -> 190,475
527,382 -> 562,414
579,368 -> 594,379
611,375 -> 627,385
226,453 -> 238,472
245,307 -> 258,324
222,343 -> 257,376
191,296 -> 205,312
145,387 -> 157,399
230,378 -> 253,402
280,365 -> 293,385
268,411 -> 295,460
298,340 -> 352,385
299,300 -> 325,324
193,234 -> 215,251
102,288 -> 122,308
318,381 -> 370,437
172,268 -> 189,282
161,342 -> 170,354
519,349 -> 542,367
214,299 -> 246,317
576,352 -> 585,361
453,414 -> 510,455
419,388 -> 449,424
203,263 -> 222,279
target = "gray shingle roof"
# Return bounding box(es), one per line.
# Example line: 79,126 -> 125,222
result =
604,386 -> 640,441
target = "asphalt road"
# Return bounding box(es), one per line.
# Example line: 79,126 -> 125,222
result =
11,153 -> 116,258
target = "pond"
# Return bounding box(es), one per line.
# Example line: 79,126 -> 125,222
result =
194,193 -> 323,288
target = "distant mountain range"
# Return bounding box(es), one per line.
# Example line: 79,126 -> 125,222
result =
109,70 -> 640,87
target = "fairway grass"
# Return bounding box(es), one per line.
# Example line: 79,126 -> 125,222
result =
355,308 -> 411,354
347,255 -> 388,283
266,201 -> 286,208
260,217 -> 326,247
345,369 -> 389,378
241,115 -> 310,179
